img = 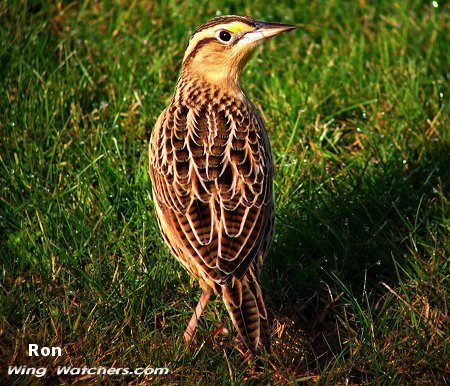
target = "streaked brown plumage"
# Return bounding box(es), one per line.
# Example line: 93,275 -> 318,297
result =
149,15 -> 297,356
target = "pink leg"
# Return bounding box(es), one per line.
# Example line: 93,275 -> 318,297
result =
184,289 -> 212,342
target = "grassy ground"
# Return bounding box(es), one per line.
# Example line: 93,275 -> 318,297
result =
1,0 -> 449,384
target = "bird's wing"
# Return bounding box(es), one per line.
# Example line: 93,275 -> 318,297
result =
149,101 -> 273,285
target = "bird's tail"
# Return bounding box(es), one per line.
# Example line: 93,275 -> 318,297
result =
222,275 -> 270,356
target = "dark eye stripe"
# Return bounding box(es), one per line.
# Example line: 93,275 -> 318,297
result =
184,37 -> 219,63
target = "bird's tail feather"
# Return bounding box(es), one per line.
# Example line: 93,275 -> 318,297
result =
222,276 -> 270,355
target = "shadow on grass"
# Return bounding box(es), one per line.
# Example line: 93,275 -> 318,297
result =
264,139 -> 449,375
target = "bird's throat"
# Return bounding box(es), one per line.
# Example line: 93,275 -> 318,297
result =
177,69 -> 246,105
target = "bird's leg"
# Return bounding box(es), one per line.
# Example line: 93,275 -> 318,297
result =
184,288 -> 212,343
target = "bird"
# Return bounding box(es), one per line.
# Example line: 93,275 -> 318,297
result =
148,15 -> 298,356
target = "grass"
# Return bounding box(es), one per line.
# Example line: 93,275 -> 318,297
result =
0,0 -> 448,384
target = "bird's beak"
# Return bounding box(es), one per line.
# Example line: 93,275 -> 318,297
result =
242,20 -> 299,44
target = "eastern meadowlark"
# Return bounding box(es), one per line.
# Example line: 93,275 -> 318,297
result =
149,15 -> 297,356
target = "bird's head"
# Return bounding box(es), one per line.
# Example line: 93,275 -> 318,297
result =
180,15 -> 298,89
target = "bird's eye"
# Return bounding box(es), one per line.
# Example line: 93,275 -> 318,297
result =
217,30 -> 233,43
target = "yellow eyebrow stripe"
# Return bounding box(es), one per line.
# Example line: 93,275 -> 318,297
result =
224,22 -> 254,34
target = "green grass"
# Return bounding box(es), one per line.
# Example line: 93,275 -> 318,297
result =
1,0 -> 448,384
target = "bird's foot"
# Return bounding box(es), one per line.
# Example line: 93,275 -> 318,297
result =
212,323 -> 228,338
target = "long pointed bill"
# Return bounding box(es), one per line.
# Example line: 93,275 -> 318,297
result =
242,21 -> 299,44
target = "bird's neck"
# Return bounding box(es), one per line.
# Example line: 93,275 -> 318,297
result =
174,71 -> 248,108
